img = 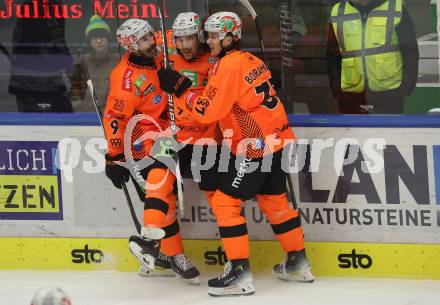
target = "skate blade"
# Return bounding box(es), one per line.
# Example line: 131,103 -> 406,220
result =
208,281 -> 256,297
141,226 -> 165,240
140,254 -> 156,271
175,275 -> 200,285
139,264 -> 174,277
139,268 -> 175,277
275,269 -> 315,283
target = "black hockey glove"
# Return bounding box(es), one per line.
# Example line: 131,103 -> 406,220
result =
269,69 -> 282,92
158,67 -> 193,97
105,153 -> 130,189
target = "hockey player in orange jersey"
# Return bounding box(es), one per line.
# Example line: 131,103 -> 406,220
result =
129,11 -> 221,282
166,12 -> 221,215
103,18 -> 199,284
158,12 -> 314,296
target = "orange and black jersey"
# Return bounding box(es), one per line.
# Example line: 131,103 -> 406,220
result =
179,50 -> 294,158
156,31 -> 218,144
104,52 -> 169,159
169,49 -> 218,144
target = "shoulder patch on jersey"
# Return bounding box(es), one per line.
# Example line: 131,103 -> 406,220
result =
122,68 -> 133,92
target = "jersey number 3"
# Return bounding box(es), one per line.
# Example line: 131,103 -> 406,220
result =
255,79 -> 279,110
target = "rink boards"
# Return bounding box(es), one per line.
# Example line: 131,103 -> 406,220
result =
0,113 -> 440,279
0,238 -> 439,279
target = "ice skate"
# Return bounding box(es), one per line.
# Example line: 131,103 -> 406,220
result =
273,249 -> 314,282
208,259 -> 255,297
170,253 -> 200,285
128,235 -> 161,272
138,251 -> 174,277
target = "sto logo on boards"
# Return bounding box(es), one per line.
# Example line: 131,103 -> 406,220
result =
71,245 -> 104,264
338,249 -> 372,269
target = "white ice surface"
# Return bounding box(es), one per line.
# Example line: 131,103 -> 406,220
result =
1,271 -> 439,305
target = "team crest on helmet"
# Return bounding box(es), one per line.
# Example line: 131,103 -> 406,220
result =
220,16 -> 239,33
194,15 -> 201,26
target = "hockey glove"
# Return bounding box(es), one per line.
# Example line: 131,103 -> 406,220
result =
158,67 -> 192,97
105,153 -> 130,189
269,70 -> 282,92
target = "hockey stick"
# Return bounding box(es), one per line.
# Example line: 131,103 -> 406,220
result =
238,0 -> 268,64
77,49 -> 142,234
155,0 -> 185,217
0,43 -> 11,62
238,0 -> 298,210
115,0 -> 123,58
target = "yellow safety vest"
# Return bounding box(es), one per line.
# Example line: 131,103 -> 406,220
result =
331,0 -> 403,92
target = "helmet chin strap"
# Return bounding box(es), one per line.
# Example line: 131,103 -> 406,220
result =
218,38 -> 237,59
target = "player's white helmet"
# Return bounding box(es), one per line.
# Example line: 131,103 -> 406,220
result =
204,12 -> 242,40
30,288 -> 72,305
172,12 -> 204,43
117,18 -> 154,52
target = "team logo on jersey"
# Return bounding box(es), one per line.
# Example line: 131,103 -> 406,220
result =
122,68 -> 133,91
153,95 -> 163,105
208,57 -> 216,64
181,70 -> 198,87
220,16 -> 240,34
134,74 -> 147,88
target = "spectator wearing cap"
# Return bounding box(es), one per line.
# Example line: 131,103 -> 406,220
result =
68,15 -> 120,112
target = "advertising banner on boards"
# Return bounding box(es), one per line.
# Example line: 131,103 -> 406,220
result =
0,125 -> 439,245
0,141 -> 63,221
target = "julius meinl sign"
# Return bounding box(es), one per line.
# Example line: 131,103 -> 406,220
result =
0,0 -> 168,19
